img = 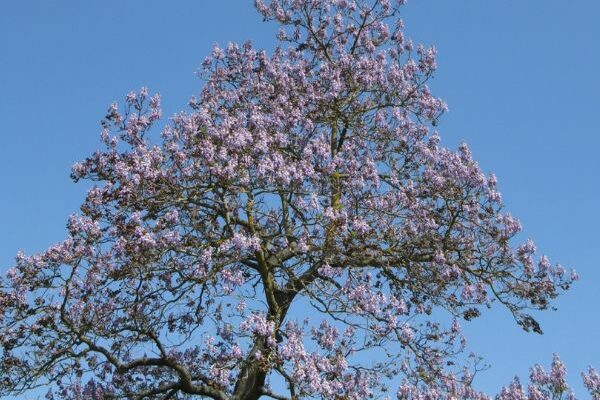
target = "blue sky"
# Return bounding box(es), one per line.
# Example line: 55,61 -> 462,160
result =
1,0 -> 599,397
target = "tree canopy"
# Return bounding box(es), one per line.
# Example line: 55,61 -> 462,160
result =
0,1 -> 595,399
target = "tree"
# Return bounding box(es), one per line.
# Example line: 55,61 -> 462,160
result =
0,0 -> 593,399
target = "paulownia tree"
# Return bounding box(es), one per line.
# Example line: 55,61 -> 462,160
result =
0,1 -> 595,399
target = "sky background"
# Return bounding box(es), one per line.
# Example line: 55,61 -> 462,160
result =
1,0 -> 599,397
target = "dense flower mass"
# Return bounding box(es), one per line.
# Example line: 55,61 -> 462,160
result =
0,1 -> 591,399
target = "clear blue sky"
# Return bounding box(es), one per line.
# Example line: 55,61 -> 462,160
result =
1,0 -> 599,397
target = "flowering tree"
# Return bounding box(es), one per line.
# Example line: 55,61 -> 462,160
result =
0,1 -> 594,399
